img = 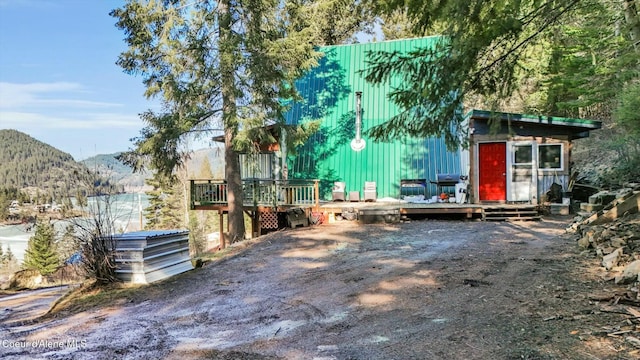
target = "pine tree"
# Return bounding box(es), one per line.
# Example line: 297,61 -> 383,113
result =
0,191 -> 9,221
365,0 -> 591,148
188,215 -> 205,255
5,245 -> 14,262
144,174 -> 183,230
111,0 -> 360,243
23,219 -> 60,276
189,156 -> 217,250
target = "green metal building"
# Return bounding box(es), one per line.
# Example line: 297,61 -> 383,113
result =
285,36 -> 465,200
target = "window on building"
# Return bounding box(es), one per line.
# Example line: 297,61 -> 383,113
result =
514,145 -> 533,165
512,144 -> 533,183
538,144 -> 563,169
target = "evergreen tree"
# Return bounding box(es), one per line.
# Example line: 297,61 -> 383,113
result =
144,174 -> 183,230
542,0 -> 638,117
143,177 -> 163,230
188,215 -> 206,255
379,7 -> 429,40
290,0 -> 376,45
5,245 -> 14,262
111,0 -> 352,243
199,156 -> 214,180
189,156 -> 219,248
0,191 -> 9,221
364,0 -> 608,148
23,219 -> 60,276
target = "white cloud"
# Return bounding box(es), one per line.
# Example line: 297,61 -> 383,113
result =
0,82 -> 121,109
0,111 -> 141,129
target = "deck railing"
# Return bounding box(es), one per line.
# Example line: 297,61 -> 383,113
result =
190,179 -> 319,209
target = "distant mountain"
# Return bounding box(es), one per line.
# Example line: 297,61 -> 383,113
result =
81,153 -> 152,192
0,128 -> 225,199
0,129 -> 94,197
81,146 -> 225,192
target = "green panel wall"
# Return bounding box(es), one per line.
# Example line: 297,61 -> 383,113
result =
286,37 -> 463,200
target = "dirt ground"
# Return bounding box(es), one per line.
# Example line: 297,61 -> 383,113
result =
1,216 -> 637,359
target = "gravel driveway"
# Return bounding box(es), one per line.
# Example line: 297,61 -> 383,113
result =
0,217 -> 620,359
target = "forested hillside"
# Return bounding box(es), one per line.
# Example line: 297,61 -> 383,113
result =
0,130 -> 92,193
0,129 -> 124,202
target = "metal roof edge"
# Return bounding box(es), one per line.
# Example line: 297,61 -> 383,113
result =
318,35 -> 445,51
465,109 -> 602,130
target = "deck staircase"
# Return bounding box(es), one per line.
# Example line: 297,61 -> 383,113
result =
482,205 -> 540,221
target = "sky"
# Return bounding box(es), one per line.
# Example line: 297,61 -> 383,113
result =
0,1 -> 379,162
0,0 -> 160,161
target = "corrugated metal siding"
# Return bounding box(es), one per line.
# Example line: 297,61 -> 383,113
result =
287,37 -> 463,199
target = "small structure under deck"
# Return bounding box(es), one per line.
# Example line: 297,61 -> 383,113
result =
190,179 -> 320,244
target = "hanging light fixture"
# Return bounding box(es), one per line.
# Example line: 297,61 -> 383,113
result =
350,91 -> 366,151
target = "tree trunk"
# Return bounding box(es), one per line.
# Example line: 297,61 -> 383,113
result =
623,0 -> 640,50
220,0 -> 246,244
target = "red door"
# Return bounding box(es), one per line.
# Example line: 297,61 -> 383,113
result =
478,142 -> 506,201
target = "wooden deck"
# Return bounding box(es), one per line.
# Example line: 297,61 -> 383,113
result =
318,200 -> 485,219
189,179 -> 539,221
190,179 -> 319,211
190,180 -> 540,248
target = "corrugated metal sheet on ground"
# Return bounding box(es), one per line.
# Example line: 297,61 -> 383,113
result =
109,230 -> 193,284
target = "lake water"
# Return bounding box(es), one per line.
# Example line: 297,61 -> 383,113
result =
0,193 -> 149,264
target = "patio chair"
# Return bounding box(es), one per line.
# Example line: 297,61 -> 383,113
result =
363,181 -> 377,202
332,182 -> 346,201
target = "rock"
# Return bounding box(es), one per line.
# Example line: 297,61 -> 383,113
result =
577,234 -> 591,249
589,191 -> 616,205
602,248 -> 623,270
580,203 -> 604,212
590,192 -> 640,226
610,237 -> 627,248
615,260 -> 640,284
626,336 -> 640,349
8,269 -> 43,289
596,247 -> 604,257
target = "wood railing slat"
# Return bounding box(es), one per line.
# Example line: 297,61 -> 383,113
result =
189,179 -> 318,207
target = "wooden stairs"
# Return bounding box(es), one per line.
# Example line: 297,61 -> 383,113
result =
482,205 -> 540,221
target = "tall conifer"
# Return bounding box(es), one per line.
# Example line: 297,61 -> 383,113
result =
23,219 -> 59,276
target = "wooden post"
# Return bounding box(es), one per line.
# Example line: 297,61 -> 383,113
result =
189,180 -> 195,209
252,210 -> 259,238
219,209 -> 225,249
314,180 -> 320,212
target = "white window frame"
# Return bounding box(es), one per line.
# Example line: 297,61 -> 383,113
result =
537,143 -> 564,171
513,144 -> 533,166
507,141 -> 535,202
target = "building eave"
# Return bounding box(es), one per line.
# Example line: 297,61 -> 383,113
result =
466,109 -> 603,131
